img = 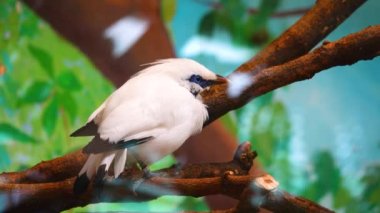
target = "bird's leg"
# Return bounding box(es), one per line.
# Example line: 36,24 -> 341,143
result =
132,155 -> 157,195
136,158 -> 155,179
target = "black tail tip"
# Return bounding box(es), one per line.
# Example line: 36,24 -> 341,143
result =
73,173 -> 90,195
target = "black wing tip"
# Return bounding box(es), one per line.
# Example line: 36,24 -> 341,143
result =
70,130 -> 80,137
73,173 -> 90,195
94,164 -> 107,185
70,121 -> 97,137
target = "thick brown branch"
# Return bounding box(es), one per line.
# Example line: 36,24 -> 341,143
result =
2,143 -> 255,212
248,25 -> 380,98
0,151 -> 86,184
0,0 -> 373,212
238,0 -> 366,71
236,183 -> 334,213
204,0 -> 366,122
1,143 -> 329,213
203,24 -> 380,124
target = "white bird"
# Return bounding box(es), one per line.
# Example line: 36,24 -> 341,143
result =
71,58 -> 226,194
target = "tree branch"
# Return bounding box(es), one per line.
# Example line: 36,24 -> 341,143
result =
203,23 -> 379,124
1,143 -> 330,213
0,0 -> 374,212
203,0 -> 366,123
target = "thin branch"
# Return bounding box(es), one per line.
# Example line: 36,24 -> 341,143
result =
238,0 -> 366,71
194,0 -> 310,18
249,7 -> 310,18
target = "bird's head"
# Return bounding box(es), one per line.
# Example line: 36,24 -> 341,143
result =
145,58 -> 227,97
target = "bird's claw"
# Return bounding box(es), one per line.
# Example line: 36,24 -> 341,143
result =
132,168 -> 158,196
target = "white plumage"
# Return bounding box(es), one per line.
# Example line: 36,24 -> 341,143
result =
72,58 -> 226,194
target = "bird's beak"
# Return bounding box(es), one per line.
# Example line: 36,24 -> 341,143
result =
211,74 -> 228,85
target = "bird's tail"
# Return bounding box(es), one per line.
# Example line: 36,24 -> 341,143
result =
73,149 -> 128,194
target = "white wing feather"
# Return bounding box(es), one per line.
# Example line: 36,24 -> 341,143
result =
96,74 -> 188,143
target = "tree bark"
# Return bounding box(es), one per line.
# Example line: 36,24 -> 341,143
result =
1,0 -> 377,212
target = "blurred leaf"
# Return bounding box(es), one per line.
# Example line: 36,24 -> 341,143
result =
56,70 -> 82,91
198,11 -> 216,36
42,97 -> 59,136
0,145 -> 10,170
248,0 -> 280,31
57,92 -> 77,124
161,0 -> 176,22
20,80 -> 52,104
19,8 -> 39,38
334,186 -> 353,208
1,51 -> 13,73
28,44 -> 54,77
0,123 -> 36,144
304,151 -> 342,201
361,165 -> 380,209
220,113 -> 237,136
314,151 -> 341,192
220,0 -> 245,20
177,197 -> 209,211
149,155 -> 176,171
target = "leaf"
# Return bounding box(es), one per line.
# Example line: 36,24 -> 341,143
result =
20,80 -> 52,104
57,92 -> 77,124
42,97 -> 59,136
177,197 -> 209,211
312,151 -> 342,199
56,70 -> 82,91
0,123 -> 36,144
0,145 -> 10,170
28,44 -> 54,77
149,155 -> 176,171
19,10 -> 39,38
161,0 -> 176,23
334,187 -> 353,208
198,11 -> 216,36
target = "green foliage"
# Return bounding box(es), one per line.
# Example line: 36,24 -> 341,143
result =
198,0 -> 280,46
56,70 -> 82,91
0,123 -> 36,144
0,145 -> 10,171
360,165 -> 380,211
302,151 -> 343,203
28,44 -> 54,77
20,80 -> 52,104
0,0 -> 114,172
57,92 -> 77,124
198,11 -> 217,36
42,97 -> 59,136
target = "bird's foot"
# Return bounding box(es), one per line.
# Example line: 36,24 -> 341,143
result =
132,167 -> 158,196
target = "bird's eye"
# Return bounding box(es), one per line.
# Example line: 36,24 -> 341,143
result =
189,74 -> 203,83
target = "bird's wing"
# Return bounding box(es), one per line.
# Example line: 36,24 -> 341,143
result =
97,97 -> 170,143
70,120 -> 98,137
80,99 -> 167,154
82,135 -> 153,154
70,100 -> 108,137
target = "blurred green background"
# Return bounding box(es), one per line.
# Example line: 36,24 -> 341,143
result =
1,0 -> 380,212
